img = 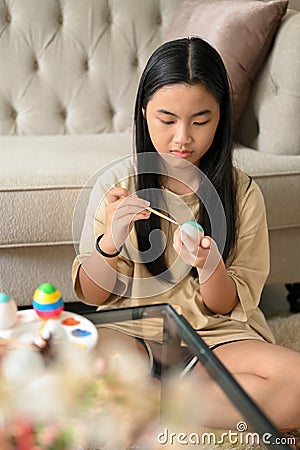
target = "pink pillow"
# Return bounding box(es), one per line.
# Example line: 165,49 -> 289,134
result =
165,0 -> 288,127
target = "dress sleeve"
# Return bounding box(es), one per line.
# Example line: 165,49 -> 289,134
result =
71,172 -> 134,302
226,177 -> 270,322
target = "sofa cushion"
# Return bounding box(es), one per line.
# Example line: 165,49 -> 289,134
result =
0,134 -> 132,248
1,245 -> 78,306
165,0 -> 288,127
233,148 -> 300,232
1,135 -> 299,249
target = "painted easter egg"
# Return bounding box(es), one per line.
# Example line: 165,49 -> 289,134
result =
180,222 -> 204,252
181,221 -> 204,235
0,293 -> 17,329
32,283 -> 64,319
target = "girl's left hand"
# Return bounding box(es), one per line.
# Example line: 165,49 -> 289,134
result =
173,227 -> 221,272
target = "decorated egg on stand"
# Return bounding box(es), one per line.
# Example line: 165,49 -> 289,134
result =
0,293 -> 17,329
32,283 -> 64,319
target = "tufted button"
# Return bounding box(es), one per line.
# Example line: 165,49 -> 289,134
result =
58,14 -> 63,25
5,13 -> 11,23
107,13 -> 112,24
132,57 -> 138,68
108,104 -> 115,118
84,59 -> 89,71
11,109 -> 17,120
33,59 -> 39,71
157,16 -> 162,25
61,109 -> 67,119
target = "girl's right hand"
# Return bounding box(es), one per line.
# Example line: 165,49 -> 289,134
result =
101,187 -> 151,253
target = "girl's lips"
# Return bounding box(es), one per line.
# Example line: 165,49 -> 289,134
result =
171,150 -> 192,158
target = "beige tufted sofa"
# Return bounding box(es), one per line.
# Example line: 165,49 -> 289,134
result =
0,0 -> 299,307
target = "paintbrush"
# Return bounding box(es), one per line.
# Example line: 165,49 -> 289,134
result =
120,194 -> 179,225
146,206 -> 179,225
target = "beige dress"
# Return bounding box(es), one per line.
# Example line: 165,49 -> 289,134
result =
72,160 -> 274,347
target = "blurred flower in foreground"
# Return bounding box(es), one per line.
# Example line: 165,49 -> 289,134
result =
0,334 -> 161,450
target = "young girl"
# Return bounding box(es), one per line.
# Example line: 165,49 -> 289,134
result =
72,37 -> 300,431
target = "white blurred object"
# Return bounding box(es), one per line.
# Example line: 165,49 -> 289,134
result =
2,348 -> 45,387
180,221 -> 204,252
0,293 -> 17,329
21,372 -> 67,420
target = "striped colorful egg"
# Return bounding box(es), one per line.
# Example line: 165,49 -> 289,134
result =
33,283 -> 64,319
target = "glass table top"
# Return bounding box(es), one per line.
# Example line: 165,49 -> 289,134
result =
84,303 -> 294,450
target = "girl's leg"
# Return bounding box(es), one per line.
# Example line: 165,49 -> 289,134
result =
192,340 -> 300,430
97,328 -> 151,371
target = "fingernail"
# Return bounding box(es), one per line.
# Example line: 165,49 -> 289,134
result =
202,238 -> 210,248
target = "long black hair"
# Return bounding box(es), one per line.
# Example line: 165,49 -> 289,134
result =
134,37 -> 236,280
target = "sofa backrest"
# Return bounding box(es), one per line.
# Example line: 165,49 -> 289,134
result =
1,0 -> 299,158
0,0 -> 180,135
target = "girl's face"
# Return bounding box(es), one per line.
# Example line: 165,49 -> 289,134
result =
145,83 -> 220,167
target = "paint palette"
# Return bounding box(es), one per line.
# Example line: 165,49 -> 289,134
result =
0,309 -> 98,350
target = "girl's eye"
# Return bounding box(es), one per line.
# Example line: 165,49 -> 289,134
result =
193,121 -> 209,126
160,119 -> 174,125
